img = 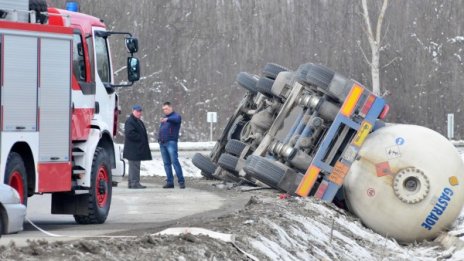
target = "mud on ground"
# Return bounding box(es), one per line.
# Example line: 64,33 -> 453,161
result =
0,177 -> 453,261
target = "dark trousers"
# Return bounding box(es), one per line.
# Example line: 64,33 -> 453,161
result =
128,160 -> 141,187
159,141 -> 184,185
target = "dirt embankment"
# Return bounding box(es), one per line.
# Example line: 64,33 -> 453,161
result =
0,178 -> 457,261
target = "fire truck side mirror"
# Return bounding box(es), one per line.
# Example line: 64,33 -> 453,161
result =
77,43 -> 84,56
125,38 -> 138,54
127,57 -> 140,82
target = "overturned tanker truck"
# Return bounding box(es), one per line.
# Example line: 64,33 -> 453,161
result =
192,62 -> 464,243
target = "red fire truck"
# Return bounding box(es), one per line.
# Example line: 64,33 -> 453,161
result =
0,0 -> 140,224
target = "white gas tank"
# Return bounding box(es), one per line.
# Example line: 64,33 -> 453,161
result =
344,124 -> 464,243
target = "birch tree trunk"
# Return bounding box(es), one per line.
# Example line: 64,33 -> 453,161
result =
361,0 -> 389,96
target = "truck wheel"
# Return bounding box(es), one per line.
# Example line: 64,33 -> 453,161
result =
225,139 -> 247,156
236,72 -> 259,94
262,63 -> 289,80
227,115 -> 248,141
305,64 -> 335,89
297,63 -> 335,89
192,153 -> 217,179
256,77 -> 275,97
218,153 -> 239,174
29,0 -> 48,24
74,147 -> 112,224
4,152 -> 27,205
244,155 -> 284,189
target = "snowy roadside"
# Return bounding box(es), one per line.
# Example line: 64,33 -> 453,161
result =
133,142 -> 464,260
119,142 -> 214,178
3,143 -> 464,260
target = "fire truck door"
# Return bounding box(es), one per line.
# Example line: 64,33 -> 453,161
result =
38,38 -> 71,162
2,35 -> 38,132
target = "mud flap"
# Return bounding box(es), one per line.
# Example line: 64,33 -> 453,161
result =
51,192 -> 90,215
277,169 -> 304,196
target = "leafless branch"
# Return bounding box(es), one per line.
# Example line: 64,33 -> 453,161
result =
375,0 -> 389,44
361,0 -> 375,46
381,56 -> 399,69
382,89 -> 391,97
357,40 -> 373,67
381,20 -> 391,44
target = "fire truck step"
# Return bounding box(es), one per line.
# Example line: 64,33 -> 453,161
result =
72,148 -> 85,157
72,166 -> 86,176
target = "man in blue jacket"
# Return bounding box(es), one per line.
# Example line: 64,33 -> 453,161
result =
159,102 -> 185,189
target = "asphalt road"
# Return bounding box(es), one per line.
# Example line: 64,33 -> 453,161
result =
1,177 -> 249,247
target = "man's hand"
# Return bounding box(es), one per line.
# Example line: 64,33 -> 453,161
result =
160,117 -> 168,123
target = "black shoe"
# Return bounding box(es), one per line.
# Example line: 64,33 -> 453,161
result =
129,184 -> 147,189
163,184 -> 174,189
179,183 -> 186,189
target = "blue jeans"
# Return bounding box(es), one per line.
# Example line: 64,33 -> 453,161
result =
159,141 -> 184,185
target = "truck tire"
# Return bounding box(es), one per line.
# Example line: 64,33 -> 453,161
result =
297,63 -> 335,89
4,152 -> 27,205
74,147 -> 112,224
305,64 -> 335,89
244,155 -> 284,189
236,72 -> 259,94
218,153 -> 239,174
29,0 -> 48,24
262,63 -> 289,80
256,77 -> 274,96
227,115 -> 248,141
192,153 -> 217,179
225,139 -> 247,156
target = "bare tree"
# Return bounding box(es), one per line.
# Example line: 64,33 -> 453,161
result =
360,0 -> 389,95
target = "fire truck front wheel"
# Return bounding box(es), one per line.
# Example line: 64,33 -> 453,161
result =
74,147 -> 112,224
4,152 -> 27,205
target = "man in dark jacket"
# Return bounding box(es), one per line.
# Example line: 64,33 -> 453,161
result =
159,102 -> 185,189
123,104 -> 152,189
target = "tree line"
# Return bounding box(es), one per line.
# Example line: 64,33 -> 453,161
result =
50,0 -> 464,140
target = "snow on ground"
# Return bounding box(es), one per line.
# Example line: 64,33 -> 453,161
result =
121,142 -> 214,178
132,142 -> 464,260
4,142 -> 464,260
139,154 -> 203,178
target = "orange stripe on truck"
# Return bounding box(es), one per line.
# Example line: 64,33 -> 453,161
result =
340,84 -> 364,117
295,165 -> 320,197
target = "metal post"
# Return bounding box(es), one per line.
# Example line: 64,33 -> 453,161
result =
447,113 -> 454,139
210,122 -> 213,141
207,112 -> 217,142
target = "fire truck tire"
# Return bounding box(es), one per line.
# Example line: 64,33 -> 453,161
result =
225,139 -> 247,156
74,147 -> 112,224
29,0 -> 48,24
244,155 -> 284,189
4,152 -> 28,205
0,216 -> 3,235
256,76 -> 275,96
218,153 -> 239,174
236,72 -> 259,94
262,63 -> 290,80
192,153 -> 217,179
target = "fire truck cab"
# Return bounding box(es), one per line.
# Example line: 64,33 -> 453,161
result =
0,0 -> 140,226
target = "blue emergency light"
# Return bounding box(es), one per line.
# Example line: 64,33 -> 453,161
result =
66,2 -> 79,12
